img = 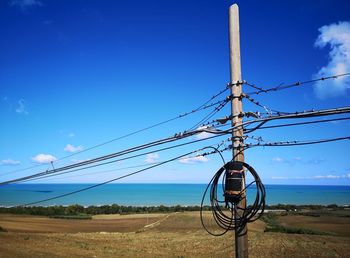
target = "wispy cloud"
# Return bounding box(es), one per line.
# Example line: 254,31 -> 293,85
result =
313,174 -> 341,179
271,174 -> 348,180
271,156 -> 325,166
179,155 -> 209,164
313,21 -> 350,99
194,126 -> 214,140
64,144 -> 83,153
68,133 -> 75,138
271,176 -> 288,180
9,0 -> 42,9
145,153 -> 160,164
32,153 -> 57,164
272,157 -> 283,163
15,99 -> 28,115
0,159 -> 21,166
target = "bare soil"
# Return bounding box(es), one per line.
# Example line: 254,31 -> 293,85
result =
0,212 -> 349,258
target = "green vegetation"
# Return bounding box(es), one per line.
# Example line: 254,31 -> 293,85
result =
261,213 -> 335,236
0,204 -> 206,216
0,203 -> 348,217
49,214 -> 92,220
264,203 -> 347,211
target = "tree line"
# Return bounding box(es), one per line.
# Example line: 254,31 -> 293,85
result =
0,203 -> 344,216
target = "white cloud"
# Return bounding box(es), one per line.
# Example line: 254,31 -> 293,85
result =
64,144 -> 83,153
145,153 -> 160,164
271,156 -> 325,166
195,132 -> 212,140
271,176 -> 288,180
0,159 -> 20,166
15,99 -> 28,114
313,174 -> 341,179
179,155 -> 209,164
194,126 -> 214,140
272,157 -> 283,162
68,133 -> 75,138
9,0 -> 42,9
32,154 -> 57,164
313,21 -> 350,99
271,173 -> 348,180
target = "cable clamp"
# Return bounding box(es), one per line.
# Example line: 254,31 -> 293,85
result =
216,116 -> 231,124
227,80 -> 244,88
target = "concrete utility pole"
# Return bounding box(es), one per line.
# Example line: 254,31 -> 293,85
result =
229,4 -> 248,258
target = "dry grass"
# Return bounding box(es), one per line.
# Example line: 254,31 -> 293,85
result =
278,215 -> 350,237
0,211 -> 349,258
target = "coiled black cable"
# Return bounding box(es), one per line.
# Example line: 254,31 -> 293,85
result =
200,158 -> 265,236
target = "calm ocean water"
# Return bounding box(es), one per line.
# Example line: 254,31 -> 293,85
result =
0,184 -> 349,207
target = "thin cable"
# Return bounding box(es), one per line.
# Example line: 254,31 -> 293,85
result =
189,99 -> 230,131
244,116 -> 350,132
246,136 -> 350,148
4,88 -> 229,176
21,144 -> 232,207
244,72 -> 350,95
200,159 -> 265,236
4,134 -> 230,185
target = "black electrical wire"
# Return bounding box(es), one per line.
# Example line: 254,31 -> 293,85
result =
20,143 -> 233,207
243,116 -> 350,132
246,136 -> 350,148
241,106 -> 350,134
20,148 -> 210,206
244,72 -> 350,95
200,153 -> 265,236
189,98 -> 230,131
0,134 -> 228,186
4,87 -> 229,177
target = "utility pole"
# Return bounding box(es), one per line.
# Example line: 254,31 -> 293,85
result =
229,4 -> 248,258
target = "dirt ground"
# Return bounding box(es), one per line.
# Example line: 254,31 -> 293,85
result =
0,212 -> 349,258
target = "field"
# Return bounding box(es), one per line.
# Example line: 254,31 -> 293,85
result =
0,211 -> 349,257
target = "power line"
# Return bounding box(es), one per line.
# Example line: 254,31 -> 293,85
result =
243,116 -> 350,132
2,133 -> 230,185
211,106 -> 350,136
189,98 -> 230,131
241,106 -> 350,134
246,136 -> 350,148
33,140 -> 232,182
20,144 -> 232,207
243,72 -> 350,95
3,87 -> 229,176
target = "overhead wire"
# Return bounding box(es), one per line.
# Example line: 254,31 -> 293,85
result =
3,86 -> 229,176
245,136 -> 350,148
20,142 -> 234,207
243,116 -> 350,132
244,72 -> 350,95
2,133 -> 231,185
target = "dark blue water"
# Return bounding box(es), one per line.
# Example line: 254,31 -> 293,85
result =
0,184 -> 349,207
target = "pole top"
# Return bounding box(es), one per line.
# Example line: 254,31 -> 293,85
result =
230,3 -> 239,10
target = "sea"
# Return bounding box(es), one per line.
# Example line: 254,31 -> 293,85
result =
0,184 -> 349,207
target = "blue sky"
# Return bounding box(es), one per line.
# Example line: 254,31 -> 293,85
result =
1,0 -> 350,185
